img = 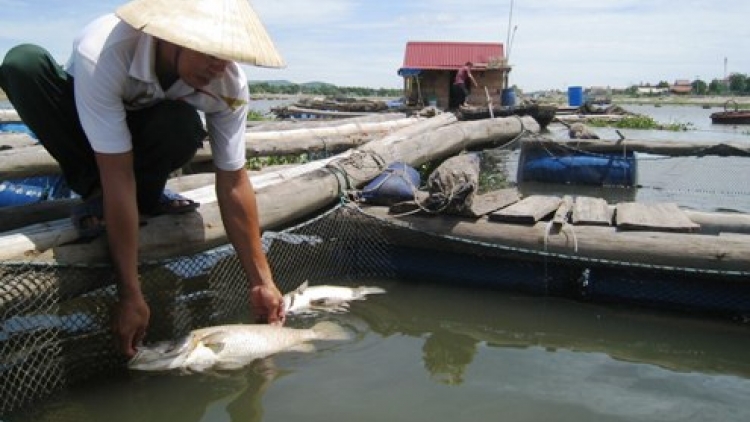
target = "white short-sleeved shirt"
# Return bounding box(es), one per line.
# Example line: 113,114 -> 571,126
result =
65,14 -> 249,171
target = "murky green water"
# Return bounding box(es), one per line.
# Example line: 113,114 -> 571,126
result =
12,280 -> 750,422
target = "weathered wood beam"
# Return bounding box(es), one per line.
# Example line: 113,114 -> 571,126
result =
523,137 -> 750,157
0,109 -> 21,122
0,116 -> 423,179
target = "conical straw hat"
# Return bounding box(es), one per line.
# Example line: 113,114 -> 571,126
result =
116,0 -> 285,68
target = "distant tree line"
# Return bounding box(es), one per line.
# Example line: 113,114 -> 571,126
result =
623,73 -> 750,96
248,82 -> 401,97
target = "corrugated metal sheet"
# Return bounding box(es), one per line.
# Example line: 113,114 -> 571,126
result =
402,41 -> 504,71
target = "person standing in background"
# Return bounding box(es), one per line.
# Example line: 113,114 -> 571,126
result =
453,61 -> 478,107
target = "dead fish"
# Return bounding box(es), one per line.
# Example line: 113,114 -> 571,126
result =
128,321 -> 352,372
283,281 -> 386,315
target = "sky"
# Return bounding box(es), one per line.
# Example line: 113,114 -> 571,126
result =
1,0 -> 749,91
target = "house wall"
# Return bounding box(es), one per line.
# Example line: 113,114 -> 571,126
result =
405,69 -> 507,109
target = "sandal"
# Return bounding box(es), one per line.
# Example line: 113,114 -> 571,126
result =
70,195 -> 106,239
151,188 -> 199,215
70,189 -> 197,238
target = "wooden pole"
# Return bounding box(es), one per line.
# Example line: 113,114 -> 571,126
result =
0,109 -> 21,122
0,117 -> 423,179
523,137 -> 750,158
484,87 -> 495,118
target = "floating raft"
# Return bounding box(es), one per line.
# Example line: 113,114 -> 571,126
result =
368,193 -> 750,275
0,115 -> 540,264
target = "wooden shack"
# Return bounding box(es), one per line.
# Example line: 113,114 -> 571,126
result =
398,41 -> 512,110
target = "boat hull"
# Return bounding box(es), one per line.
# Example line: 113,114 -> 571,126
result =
710,111 -> 750,125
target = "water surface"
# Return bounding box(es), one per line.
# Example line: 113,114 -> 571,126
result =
14,281 -> 749,422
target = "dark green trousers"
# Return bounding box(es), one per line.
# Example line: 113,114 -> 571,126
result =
0,44 -> 206,213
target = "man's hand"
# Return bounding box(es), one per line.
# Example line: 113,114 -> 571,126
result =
250,283 -> 285,325
112,294 -> 150,359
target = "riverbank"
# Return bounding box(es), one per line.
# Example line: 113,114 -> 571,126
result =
614,95 -> 750,108
536,92 -> 750,108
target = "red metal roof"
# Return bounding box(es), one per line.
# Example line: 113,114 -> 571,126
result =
402,41 -> 505,70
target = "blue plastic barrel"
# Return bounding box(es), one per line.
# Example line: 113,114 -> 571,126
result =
568,86 -> 584,107
501,88 -> 516,107
0,122 -> 36,138
517,148 -> 637,186
0,175 -> 73,207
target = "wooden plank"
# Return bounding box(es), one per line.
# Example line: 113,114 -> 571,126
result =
489,195 -> 561,224
552,195 -> 574,226
572,196 -> 613,226
523,137 -> 750,158
615,202 -> 700,232
466,188 -> 520,217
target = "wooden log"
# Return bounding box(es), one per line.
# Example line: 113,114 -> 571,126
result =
0,133 -> 38,149
0,166 -> 296,232
0,145 -> 61,178
0,109 -> 21,122
0,115 -> 538,263
246,112 -> 408,132
0,117 -> 423,179
362,205 -> 750,273
243,116 -> 420,142
523,137 -> 750,158
191,133 -> 379,163
275,105 -> 379,118
683,210 -> 750,235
